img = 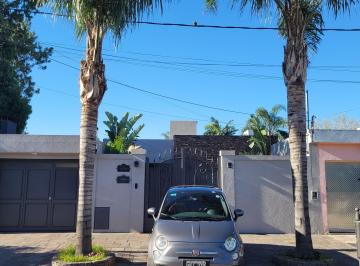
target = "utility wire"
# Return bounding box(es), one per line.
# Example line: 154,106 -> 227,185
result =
44,41 -> 360,70
11,8 -> 360,32
50,57 -> 360,121
53,50 -> 230,120
47,42 -> 360,73
39,86 -> 246,127
51,51 -> 360,85
53,51 -> 282,81
50,58 -> 253,116
44,59 -> 360,123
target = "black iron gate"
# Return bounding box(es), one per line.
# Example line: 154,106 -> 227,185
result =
143,149 -> 218,232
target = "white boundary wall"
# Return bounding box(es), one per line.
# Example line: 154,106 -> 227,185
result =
93,149 -> 146,233
219,151 -> 323,234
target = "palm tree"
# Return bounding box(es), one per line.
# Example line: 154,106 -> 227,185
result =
255,104 -> 287,137
204,117 -> 238,136
104,111 -> 144,153
245,115 -> 269,154
206,0 -> 357,259
36,0 -> 167,256
244,105 -> 287,154
162,131 -> 170,139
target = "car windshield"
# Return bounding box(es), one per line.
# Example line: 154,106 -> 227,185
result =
159,190 -> 231,221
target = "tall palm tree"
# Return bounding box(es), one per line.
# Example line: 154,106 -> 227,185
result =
204,117 -> 238,135
206,0 -> 357,259
36,0 -> 167,256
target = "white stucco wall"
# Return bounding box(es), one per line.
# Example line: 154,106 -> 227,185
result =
219,152 -> 323,234
93,151 -> 146,233
170,121 -> 197,139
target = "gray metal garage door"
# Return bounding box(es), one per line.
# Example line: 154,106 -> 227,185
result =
0,160 -> 78,232
326,162 -> 360,232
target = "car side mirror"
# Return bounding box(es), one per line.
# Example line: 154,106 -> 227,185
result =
234,209 -> 244,221
147,207 -> 157,221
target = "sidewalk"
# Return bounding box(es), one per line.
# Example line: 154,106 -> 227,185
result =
0,233 -> 358,266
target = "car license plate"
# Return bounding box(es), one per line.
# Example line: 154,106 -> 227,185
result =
185,260 -> 207,266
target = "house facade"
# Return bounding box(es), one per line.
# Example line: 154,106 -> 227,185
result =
0,134 -> 145,233
0,128 -> 359,234
309,130 -> 360,233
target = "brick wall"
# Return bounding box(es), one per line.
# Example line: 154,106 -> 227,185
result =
173,135 -> 253,162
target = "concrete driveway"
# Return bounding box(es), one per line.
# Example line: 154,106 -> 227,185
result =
0,233 -> 358,266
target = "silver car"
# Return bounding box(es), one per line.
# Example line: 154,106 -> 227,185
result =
147,186 -> 244,266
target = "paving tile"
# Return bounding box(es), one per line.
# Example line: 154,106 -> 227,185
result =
0,233 -> 358,266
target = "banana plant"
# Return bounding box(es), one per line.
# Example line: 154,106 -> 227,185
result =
104,111 -> 144,154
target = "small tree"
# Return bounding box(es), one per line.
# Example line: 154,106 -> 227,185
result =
204,117 -> 238,136
315,114 -> 360,130
245,115 -> 270,155
243,105 -> 287,154
104,111 -> 144,153
0,0 -> 52,133
162,131 -> 170,139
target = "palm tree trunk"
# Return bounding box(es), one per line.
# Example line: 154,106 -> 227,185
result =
76,28 -> 106,255
284,40 -> 314,258
287,86 -> 314,258
76,101 -> 98,255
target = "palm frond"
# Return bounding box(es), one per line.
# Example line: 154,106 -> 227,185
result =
36,0 -> 168,41
326,0 -> 359,16
277,0 -> 324,52
204,117 -> 238,136
271,104 -> 286,115
205,0 -> 217,10
232,0 -> 273,14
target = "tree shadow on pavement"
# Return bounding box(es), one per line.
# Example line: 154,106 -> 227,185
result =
116,257 -> 146,266
0,245 -> 56,266
244,243 -> 359,266
114,250 -> 147,266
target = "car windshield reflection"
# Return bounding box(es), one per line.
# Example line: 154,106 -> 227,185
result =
159,190 -> 231,221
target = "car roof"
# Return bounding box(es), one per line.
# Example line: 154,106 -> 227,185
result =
167,185 -> 222,193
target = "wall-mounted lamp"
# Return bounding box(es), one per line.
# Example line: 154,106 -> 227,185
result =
134,161 -> 139,167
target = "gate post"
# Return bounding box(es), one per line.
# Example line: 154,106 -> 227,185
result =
355,208 -> 360,260
219,150 -> 236,211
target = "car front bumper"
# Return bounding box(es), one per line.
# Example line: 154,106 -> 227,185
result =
148,242 -> 244,266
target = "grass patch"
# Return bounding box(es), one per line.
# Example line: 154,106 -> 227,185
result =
58,245 -> 108,262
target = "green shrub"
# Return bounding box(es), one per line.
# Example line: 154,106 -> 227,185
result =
58,245 -> 107,262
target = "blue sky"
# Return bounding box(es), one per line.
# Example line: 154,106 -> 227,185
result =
28,1 -> 360,139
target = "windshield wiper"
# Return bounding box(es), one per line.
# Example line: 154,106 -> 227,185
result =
199,217 -> 227,221
159,213 -> 178,220
172,217 -> 227,221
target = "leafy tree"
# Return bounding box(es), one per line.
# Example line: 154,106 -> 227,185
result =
0,0 -> 52,133
245,115 -> 269,154
162,131 -> 170,139
243,105 -> 287,155
37,0 -> 168,256
104,111 -> 144,153
206,0 -> 357,259
315,114 -> 360,130
204,117 -> 238,136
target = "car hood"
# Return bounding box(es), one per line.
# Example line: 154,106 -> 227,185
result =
153,219 -> 237,243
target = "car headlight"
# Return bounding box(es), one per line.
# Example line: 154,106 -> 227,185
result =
224,236 -> 237,252
155,235 -> 168,250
